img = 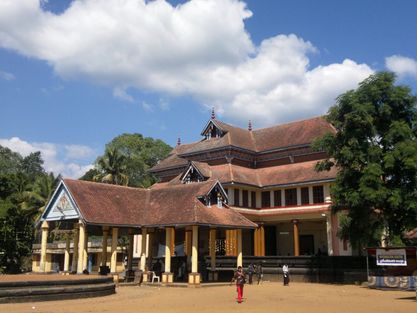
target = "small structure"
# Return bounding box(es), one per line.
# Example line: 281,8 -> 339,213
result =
34,178 -> 256,285
366,247 -> 417,291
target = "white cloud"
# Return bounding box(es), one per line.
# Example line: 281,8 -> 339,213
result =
0,137 -> 94,178
64,144 -> 95,159
0,0 -> 373,126
0,70 -> 15,81
385,55 -> 417,79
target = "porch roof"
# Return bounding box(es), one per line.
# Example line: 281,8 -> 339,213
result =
59,179 -> 257,229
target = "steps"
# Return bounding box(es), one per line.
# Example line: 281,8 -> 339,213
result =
0,276 -> 115,303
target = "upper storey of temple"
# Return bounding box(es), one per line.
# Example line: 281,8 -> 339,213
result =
150,115 -> 335,181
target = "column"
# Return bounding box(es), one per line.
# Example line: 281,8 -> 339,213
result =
40,221 -> 49,272
77,221 -> 86,274
140,228 -> 147,271
170,227 -> 175,256
296,188 -> 301,206
281,189 -> 286,206
110,227 -> 118,274
237,229 -> 242,267
82,230 -> 88,272
209,229 -> 217,281
189,225 -> 200,285
308,186 -> 314,204
260,225 -> 265,256
293,220 -> 300,256
162,227 -> 173,283
101,226 -> 109,267
270,191 -> 274,207
71,223 -> 79,273
64,235 -> 71,272
326,215 -> 333,256
125,229 -> 134,281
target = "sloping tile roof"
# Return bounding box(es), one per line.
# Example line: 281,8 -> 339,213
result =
150,116 -> 335,172
252,116 -> 336,152
63,179 -> 256,228
152,160 -> 336,188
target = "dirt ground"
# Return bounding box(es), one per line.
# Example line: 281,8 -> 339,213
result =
1,282 -> 415,313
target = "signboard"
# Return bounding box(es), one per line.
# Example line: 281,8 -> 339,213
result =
376,249 -> 407,266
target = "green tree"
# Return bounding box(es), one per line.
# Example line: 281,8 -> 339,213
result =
84,133 -> 171,187
94,147 -> 129,185
314,72 -> 417,250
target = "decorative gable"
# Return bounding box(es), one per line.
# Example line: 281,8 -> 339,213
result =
41,182 -> 80,221
201,120 -> 225,140
200,181 -> 228,208
181,163 -> 206,184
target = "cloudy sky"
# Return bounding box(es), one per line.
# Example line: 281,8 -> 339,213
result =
1,0 -> 416,178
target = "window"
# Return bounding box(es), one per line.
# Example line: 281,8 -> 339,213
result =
313,186 -> 324,203
234,189 -> 240,206
301,187 -> 309,205
261,191 -> 271,207
242,190 -> 248,207
285,188 -> 297,206
251,191 -> 257,208
274,190 -> 281,207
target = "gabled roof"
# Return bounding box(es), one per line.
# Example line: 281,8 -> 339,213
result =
150,116 -> 335,172
151,159 -> 337,188
44,179 -> 256,229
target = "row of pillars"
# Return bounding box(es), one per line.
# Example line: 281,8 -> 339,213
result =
39,221 -> 244,285
39,220 -> 125,274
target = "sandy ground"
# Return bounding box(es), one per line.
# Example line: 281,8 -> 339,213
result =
0,282 -> 415,313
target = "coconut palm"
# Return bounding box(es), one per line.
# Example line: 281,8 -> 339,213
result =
94,147 -> 129,185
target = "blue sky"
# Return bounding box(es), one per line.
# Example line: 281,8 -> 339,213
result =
1,0 -> 416,178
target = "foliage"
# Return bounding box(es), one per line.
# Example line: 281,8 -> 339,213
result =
314,72 -> 417,250
84,133 -> 171,187
0,145 -> 58,273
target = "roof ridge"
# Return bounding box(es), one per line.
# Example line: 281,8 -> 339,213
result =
63,178 -> 145,191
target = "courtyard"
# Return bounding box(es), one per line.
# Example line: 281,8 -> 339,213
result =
0,282 -> 415,313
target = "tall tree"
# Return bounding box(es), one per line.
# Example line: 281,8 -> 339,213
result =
314,72 -> 417,250
83,133 -> 171,187
94,147 -> 129,185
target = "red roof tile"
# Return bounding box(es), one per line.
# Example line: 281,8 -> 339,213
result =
63,179 -> 256,229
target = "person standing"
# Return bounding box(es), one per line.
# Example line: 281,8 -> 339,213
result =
256,263 -> 263,285
282,264 -> 290,286
247,263 -> 255,284
231,266 -> 246,303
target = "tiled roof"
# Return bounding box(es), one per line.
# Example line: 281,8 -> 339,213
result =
152,160 -> 336,188
63,179 -> 256,228
150,116 -> 335,172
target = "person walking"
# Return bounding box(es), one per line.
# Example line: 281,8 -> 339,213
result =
282,264 -> 290,286
247,263 -> 255,284
256,263 -> 263,285
231,266 -> 246,303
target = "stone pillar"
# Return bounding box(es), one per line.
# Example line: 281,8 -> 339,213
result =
188,225 -> 200,285
40,221 -> 49,272
209,228 -> 217,281
64,235 -> 71,272
77,221 -> 86,274
71,223 -> 79,273
127,229 -> 134,271
308,186 -> 314,204
110,227 -> 118,274
237,229 -> 243,267
296,188 -> 301,206
293,220 -> 300,256
101,227 -> 109,267
140,228 -> 147,271
162,227 -> 173,283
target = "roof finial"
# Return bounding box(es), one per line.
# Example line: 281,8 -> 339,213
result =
248,120 -> 252,131
211,107 -> 215,120
177,137 -> 181,146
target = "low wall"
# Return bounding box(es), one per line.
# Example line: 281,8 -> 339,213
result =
368,276 -> 416,291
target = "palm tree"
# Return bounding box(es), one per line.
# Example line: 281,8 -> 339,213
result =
94,148 -> 129,186
21,172 -> 58,221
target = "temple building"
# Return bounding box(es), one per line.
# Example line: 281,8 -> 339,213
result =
33,113 -> 351,284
